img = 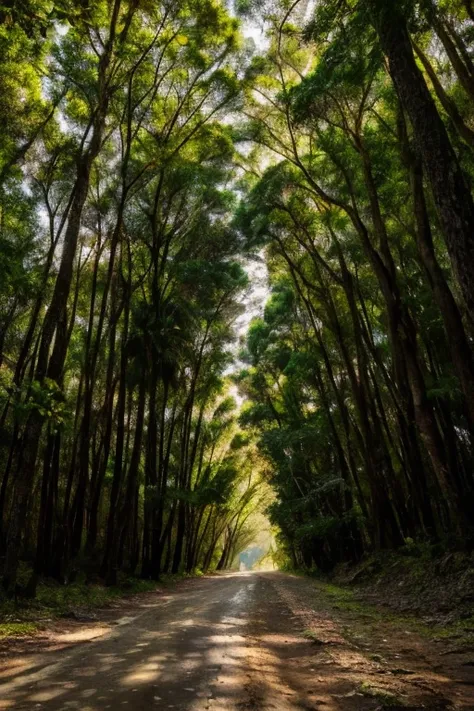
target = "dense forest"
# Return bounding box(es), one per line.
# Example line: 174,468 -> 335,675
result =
1,0 -> 474,598
0,0 -> 268,596
237,0 -> 474,571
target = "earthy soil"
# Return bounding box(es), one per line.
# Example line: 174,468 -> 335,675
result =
245,573 -> 474,710
0,572 -> 473,710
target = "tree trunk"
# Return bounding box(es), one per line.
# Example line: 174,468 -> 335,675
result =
371,1 -> 474,313
107,373 -> 147,582
102,282 -> 130,585
410,154 -> 474,432
171,501 -> 186,574
412,40 -> 474,149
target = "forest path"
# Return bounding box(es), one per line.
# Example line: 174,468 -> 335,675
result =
0,572 -> 472,710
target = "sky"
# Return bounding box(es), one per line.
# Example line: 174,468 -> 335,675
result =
225,0 -> 313,396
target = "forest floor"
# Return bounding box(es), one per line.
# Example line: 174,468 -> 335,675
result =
0,571 -> 473,710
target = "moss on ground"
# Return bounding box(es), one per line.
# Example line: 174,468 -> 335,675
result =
0,621 -> 39,640
314,579 -> 474,649
359,681 -> 404,706
301,628 -> 326,644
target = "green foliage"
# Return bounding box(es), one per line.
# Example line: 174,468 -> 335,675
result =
0,622 -> 38,640
26,379 -> 67,425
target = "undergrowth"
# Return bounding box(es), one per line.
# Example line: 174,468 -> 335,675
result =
314,579 -> 474,649
0,572 -> 198,639
0,621 -> 38,640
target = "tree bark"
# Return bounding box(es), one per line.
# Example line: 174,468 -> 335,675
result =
371,1 -> 474,313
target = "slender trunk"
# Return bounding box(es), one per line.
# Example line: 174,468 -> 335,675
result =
0,422 -> 19,551
107,373 -> 147,581
102,285 -> 130,584
194,506 -> 214,569
412,40 -> 474,149
171,501 -> 186,574
163,505 -> 176,574
428,8 -> 474,102
84,323 -> 119,555
141,366 -> 158,579
35,427 -> 54,576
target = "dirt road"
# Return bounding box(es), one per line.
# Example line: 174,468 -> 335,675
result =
1,572 -> 473,710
